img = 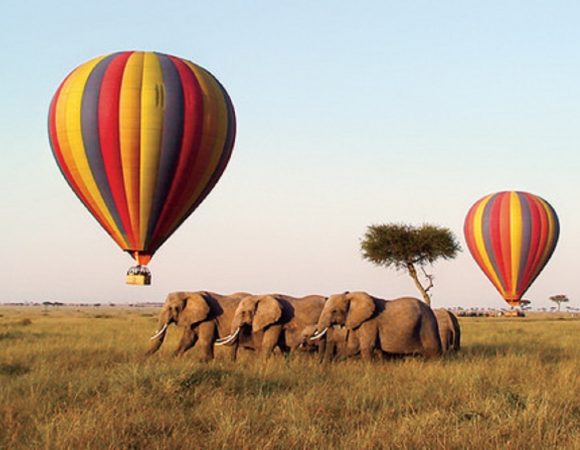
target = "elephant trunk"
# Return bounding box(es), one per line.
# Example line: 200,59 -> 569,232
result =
312,311 -> 332,340
145,311 -> 171,356
310,327 -> 328,341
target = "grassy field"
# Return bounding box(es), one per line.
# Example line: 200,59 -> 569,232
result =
0,307 -> 578,449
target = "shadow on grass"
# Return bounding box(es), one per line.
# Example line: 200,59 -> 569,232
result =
0,362 -> 30,376
459,343 -> 570,363
178,367 -> 294,397
0,331 -> 56,342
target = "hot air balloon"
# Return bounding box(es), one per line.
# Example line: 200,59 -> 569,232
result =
464,191 -> 559,306
48,51 -> 236,285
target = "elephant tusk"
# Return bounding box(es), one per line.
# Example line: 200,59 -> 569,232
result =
149,323 -> 169,340
310,327 -> 328,341
215,328 -> 240,346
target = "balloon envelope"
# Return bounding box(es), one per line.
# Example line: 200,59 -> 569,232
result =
464,191 -> 559,306
48,51 -> 236,266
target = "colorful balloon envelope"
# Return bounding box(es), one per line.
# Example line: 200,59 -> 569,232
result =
464,191 -> 559,306
48,51 -> 236,284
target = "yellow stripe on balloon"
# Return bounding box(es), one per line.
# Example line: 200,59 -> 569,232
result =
56,56 -> 127,248
54,65 -> 100,220
139,52 -> 164,245
508,192 -> 523,299
119,51 -> 144,248
472,195 -> 504,294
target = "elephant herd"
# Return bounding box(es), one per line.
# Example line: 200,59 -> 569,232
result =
146,291 -> 461,362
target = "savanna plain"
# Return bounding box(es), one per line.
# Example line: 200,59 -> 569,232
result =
0,306 -> 578,450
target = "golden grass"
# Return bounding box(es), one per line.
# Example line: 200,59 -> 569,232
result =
1,307 -> 578,449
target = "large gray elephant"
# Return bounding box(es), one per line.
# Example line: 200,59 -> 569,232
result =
311,291 -> 442,361
434,308 -> 461,353
219,294 -> 325,358
146,291 -> 250,361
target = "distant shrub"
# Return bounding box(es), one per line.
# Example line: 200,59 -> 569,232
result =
0,362 -> 30,376
0,332 -> 23,341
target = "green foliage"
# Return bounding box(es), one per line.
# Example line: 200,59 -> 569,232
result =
361,223 -> 461,270
0,307 -> 578,449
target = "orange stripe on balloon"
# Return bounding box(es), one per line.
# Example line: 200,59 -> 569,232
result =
119,52 -> 144,250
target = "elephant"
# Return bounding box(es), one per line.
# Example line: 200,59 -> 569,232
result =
434,308 -> 461,353
146,291 -> 250,361
311,291 -> 442,361
300,324 -> 359,361
219,294 -> 325,358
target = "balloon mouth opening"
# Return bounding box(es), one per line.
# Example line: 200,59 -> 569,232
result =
133,251 -> 152,265
505,297 -> 522,307
126,265 -> 151,286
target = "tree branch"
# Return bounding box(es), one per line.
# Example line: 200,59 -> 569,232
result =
420,266 -> 434,293
406,263 -> 431,305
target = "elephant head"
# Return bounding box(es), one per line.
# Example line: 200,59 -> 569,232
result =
217,295 -> 282,345
311,291 -> 376,341
146,292 -> 212,355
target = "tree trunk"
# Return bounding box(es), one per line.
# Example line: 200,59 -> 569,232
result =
406,263 -> 431,306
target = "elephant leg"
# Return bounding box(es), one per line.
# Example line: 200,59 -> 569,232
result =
175,327 -> 197,356
226,342 -> 239,362
261,327 -> 281,358
420,319 -> 442,359
197,321 -> 216,362
356,329 -> 376,361
317,338 -> 327,361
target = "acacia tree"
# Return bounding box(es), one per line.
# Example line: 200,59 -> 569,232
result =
549,294 -> 569,312
361,223 -> 461,305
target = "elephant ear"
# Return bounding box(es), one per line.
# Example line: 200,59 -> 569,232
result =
345,292 -> 376,330
253,295 -> 282,332
179,292 -> 211,326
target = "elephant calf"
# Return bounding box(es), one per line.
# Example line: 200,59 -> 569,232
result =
219,294 -> 325,358
146,291 -> 250,362
301,325 -> 358,360
434,308 -> 461,353
312,291 -> 442,361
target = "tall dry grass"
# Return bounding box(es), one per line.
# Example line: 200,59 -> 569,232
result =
0,307 -> 578,449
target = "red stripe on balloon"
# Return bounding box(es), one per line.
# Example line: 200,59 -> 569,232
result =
487,194 -> 507,291
48,79 -> 111,232
180,79 -> 236,222
98,52 -> 136,249
150,56 -> 205,247
498,193 -> 513,292
518,193 -> 540,293
464,201 -> 485,271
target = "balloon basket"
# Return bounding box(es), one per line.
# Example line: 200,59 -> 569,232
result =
126,265 -> 151,286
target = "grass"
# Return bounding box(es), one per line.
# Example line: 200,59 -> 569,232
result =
0,307 -> 578,449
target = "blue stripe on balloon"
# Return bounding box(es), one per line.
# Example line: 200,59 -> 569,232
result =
81,53 -> 128,242
516,192 -> 532,294
145,53 -> 185,248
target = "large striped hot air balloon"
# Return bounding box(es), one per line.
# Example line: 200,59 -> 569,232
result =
48,51 -> 236,285
464,191 -> 559,306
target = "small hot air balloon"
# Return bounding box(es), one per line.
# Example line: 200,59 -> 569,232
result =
464,191 -> 559,306
48,51 -> 236,285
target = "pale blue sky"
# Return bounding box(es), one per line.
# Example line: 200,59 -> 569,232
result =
0,1 -> 578,308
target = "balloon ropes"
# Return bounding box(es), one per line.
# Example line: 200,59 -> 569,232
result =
464,191 -> 559,307
48,51 -> 236,285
